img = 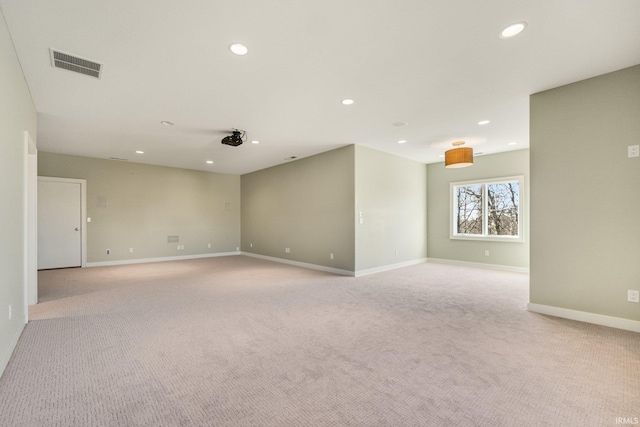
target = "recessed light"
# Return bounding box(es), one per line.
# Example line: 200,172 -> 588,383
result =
478,120 -> 490,125
508,142 -> 518,146
341,99 -> 354,106
438,155 -> 445,158
398,140 -> 407,144
251,140 -> 260,144
206,160 -> 214,164
229,43 -> 248,55
160,121 -> 174,126
392,122 -> 408,127
500,22 -> 527,38
135,150 -> 144,154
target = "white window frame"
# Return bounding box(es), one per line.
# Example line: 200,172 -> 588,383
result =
450,175 -> 524,242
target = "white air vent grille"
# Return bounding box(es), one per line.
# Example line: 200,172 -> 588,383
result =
50,49 -> 102,79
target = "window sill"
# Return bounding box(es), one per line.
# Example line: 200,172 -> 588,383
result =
450,235 -> 524,243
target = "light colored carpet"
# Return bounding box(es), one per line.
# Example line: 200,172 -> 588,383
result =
0,256 -> 638,426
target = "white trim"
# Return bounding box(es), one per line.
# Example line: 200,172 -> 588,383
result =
24,131 -> 37,308
450,175 -> 524,243
242,252 -> 355,276
243,253 -> 430,277
354,258 -> 427,277
37,176 -> 87,268
86,251 -> 240,267
427,257 -> 529,274
527,303 -> 640,333
0,323 -> 25,379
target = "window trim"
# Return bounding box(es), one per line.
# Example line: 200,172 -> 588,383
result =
449,175 -> 524,243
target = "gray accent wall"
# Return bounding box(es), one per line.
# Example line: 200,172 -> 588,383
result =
241,146 -> 356,271
0,7 -> 37,375
38,153 -> 241,263
530,64 -> 640,321
242,145 -> 428,274
427,149 -> 530,269
354,145 -> 427,272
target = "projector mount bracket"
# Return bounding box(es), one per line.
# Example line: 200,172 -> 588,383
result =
221,128 -> 246,147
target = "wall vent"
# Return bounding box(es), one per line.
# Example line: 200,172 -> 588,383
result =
50,49 -> 103,79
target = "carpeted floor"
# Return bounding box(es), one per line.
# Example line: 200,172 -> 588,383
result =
0,256 -> 638,426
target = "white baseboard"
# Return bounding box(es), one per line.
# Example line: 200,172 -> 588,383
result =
354,258 -> 428,277
86,251 -> 241,268
427,258 -> 529,274
527,303 -> 640,333
242,252 -> 355,276
0,322 -> 25,379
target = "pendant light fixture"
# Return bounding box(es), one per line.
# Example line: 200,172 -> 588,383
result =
445,141 -> 473,168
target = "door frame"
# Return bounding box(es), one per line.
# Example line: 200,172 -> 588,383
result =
24,132 -> 37,309
37,176 -> 88,270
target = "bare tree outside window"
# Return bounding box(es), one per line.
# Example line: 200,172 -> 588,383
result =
456,184 -> 482,234
451,177 -> 522,241
487,183 -> 519,236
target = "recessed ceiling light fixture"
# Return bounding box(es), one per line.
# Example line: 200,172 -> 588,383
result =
160,121 -> 174,126
500,22 -> 527,38
229,43 -> 248,55
392,122 -> 408,128
206,160 -> 214,164
478,120 -> 490,125
341,99 -> 354,106
135,150 -> 144,154
251,140 -> 260,144
508,142 -> 518,146
398,140 -> 407,144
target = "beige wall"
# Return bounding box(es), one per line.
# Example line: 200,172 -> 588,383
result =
38,153 -> 241,263
427,149 -> 530,269
530,64 -> 640,321
0,7 -> 37,375
241,146 -> 356,271
355,145 -> 427,272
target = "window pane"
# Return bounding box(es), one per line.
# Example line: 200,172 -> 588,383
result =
487,182 -> 519,236
455,184 -> 483,235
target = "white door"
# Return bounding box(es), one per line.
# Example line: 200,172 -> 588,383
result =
38,179 -> 82,269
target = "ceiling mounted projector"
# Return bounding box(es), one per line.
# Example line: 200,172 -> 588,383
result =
221,130 -> 245,147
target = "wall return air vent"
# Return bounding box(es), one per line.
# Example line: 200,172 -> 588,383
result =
50,49 -> 103,79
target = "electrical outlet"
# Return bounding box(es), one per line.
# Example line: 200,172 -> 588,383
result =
250,243 -> 253,248
285,248 -> 290,253
485,250 -> 490,257
106,249 -> 110,255
129,248 -> 133,253
628,290 -> 639,303
330,253 -> 334,260
207,243 -> 211,248
395,249 -> 399,256
628,145 -> 639,158
8,304 -> 12,320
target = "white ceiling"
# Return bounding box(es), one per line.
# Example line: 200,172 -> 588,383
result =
2,0 -> 640,175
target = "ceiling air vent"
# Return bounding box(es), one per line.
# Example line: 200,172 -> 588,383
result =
50,49 -> 102,79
